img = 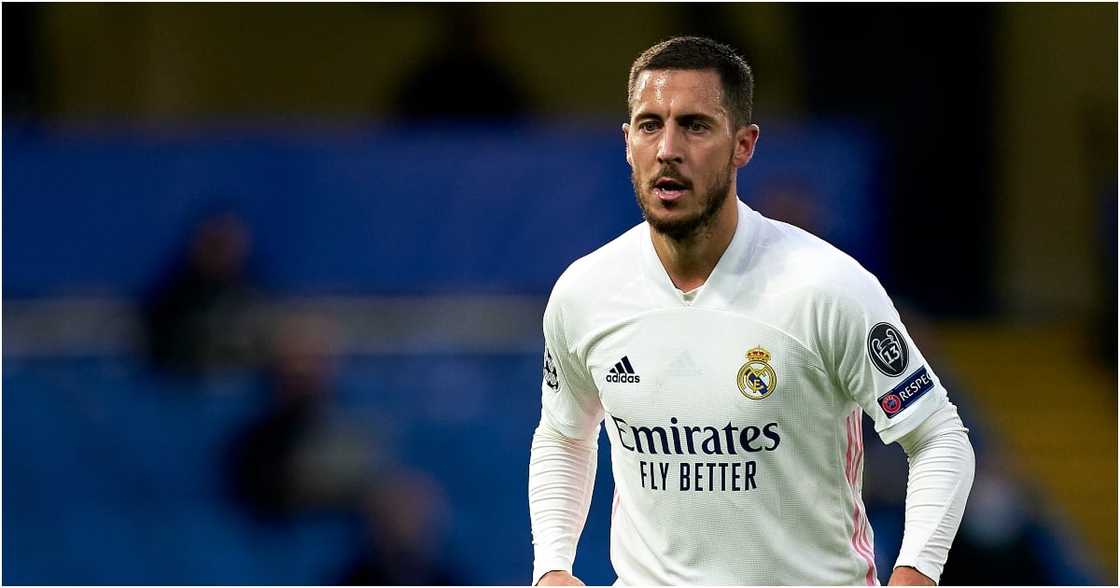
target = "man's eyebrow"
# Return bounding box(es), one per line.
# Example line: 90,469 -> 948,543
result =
675,112 -> 719,124
632,111 -> 722,124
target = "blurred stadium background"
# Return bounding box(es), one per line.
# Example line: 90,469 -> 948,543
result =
2,3 -> 1116,585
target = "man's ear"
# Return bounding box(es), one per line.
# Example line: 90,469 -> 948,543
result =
622,122 -> 633,167
732,123 -> 760,168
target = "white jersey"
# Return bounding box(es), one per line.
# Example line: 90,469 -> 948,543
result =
538,200 -> 949,585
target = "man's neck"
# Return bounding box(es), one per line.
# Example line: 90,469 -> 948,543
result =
649,195 -> 739,293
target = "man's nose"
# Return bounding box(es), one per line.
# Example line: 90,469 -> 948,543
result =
657,125 -> 684,164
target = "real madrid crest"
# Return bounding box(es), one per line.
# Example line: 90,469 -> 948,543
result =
737,346 -> 777,400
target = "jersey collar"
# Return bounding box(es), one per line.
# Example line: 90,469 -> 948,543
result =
640,199 -> 759,308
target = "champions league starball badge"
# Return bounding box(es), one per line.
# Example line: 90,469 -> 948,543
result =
867,322 -> 909,377
737,346 -> 777,400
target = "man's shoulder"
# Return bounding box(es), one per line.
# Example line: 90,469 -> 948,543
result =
753,213 -> 884,303
550,222 -> 646,303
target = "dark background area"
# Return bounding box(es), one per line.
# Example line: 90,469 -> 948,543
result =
3,3 -> 1116,585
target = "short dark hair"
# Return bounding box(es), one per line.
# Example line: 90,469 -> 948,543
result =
627,36 -> 754,128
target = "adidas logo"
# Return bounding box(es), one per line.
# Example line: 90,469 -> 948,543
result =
606,356 -> 641,384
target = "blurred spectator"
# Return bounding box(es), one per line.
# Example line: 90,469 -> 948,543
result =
394,5 -> 529,120
337,471 -> 461,585
940,464 -> 1048,584
939,462 -> 1097,585
227,313 -> 379,521
144,208 -> 264,374
228,313 -> 463,583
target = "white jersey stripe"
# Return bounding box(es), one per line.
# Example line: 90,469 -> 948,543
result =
859,417 -> 878,585
845,411 -> 873,585
858,414 -> 877,586
858,414 -> 878,585
855,423 -> 873,582
847,411 -> 877,585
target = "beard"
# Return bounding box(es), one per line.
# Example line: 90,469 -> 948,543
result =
632,161 -> 735,242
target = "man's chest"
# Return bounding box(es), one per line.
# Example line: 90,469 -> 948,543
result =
581,308 -> 837,426
581,308 -> 851,505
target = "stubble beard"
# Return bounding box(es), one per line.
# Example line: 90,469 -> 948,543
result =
632,162 -> 735,243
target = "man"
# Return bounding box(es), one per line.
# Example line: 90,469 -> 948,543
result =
528,36 -> 974,585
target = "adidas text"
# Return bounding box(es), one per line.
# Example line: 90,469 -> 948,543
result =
606,373 -> 641,384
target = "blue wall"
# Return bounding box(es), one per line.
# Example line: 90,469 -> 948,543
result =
4,123 -> 880,298
3,123 -> 881,584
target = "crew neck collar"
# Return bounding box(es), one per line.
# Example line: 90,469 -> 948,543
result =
640,199 -> 757,307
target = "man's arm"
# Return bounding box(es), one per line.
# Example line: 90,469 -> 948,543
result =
812,259 -> 974,584
889,403 -> 975,585
528,420 -> 598,585
529,282 -> 603,586
889,566 -> 936,586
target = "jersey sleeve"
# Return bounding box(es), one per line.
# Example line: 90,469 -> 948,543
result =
539,287 -> 603,441
824,272 -> 949,445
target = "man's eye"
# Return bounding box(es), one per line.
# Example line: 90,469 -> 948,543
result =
689,122 -> 708,132
639,121 -> 660,132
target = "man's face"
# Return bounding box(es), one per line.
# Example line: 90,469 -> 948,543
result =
624,69 -> 758,241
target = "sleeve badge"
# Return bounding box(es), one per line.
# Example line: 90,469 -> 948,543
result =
543,347 -> 560,392
866,322 -> 909,376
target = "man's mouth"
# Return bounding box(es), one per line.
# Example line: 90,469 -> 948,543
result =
652,177 -> 691,202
